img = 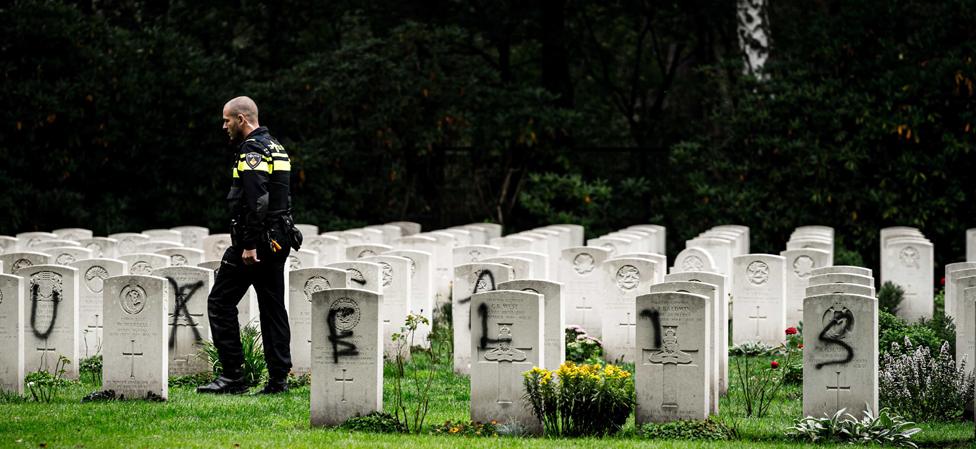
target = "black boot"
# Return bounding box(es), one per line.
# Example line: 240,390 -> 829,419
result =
257,377 -> 289,395
196,375 -> 248,394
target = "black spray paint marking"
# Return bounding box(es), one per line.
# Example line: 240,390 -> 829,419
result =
29,282 -> 62,339
477,302 -> 511,350
167,277 -> 205,349
458,270 -> 496,305
815,309 -> 855,370
327,308 -> 359,363
639,309 -> 662,349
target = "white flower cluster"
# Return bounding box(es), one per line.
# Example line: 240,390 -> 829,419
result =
879,337 -> 974,421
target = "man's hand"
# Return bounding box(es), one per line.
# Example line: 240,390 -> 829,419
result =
242,248 -> 260,265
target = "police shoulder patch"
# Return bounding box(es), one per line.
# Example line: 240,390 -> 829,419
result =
245,152 -> 263,169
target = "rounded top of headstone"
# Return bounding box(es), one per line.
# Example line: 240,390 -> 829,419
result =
809,266 -> 872,277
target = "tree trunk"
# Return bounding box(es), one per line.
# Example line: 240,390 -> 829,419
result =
737,0 -> 771,80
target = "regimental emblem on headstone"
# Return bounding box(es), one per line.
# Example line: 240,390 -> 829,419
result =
357,250 -> 376,259
304,276 -> 331,302
214,240 -> 229,256
404,257 -> 417,278
793,255 -> 815,279
379,262 -> 393,287
816,304 -> 855,370
55,253 -> 75,265
84,266 -> 109,294
616,265 -> 640,291
12,258 -> 33,274
85,243 -> 102,257
170,255 -> 187,267
469,250 -> 482,262
681,255 -> 704,272
329,297 -> 361,331
644,326 -> 698,413
30,271 -> 64,339
898,246 -> 919,269
289,255 -> 302,270
347,269 -> 366,287
472,270 -> 496,294
573,253 -> 595,275
747,261 -> 769,285
483,327 -> 527,363
131,261 -> 153,275
120,284 -> 147,315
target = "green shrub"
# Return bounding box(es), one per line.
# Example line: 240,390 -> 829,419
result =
341,412 -> 402,433
832,246 -> 864,267
202,323 -> 266,387
878,282 -> 905,316
880,339 -> 974,421
169,372 -> 215,388
639,418 -> 737,440
523,362 -> 634,437
879,310 -> 944,357
787,407 -> 920,448
430,420 -> 498,437
79,355 -> 102,385
565,325 -> 603,364
24,356 -> 74,403
729,341 -> 775,357
287,372 -> 310,388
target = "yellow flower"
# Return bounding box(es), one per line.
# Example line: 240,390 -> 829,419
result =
449,427 -> 459,434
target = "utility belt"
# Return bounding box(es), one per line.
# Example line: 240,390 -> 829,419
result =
230,212 -> 303,252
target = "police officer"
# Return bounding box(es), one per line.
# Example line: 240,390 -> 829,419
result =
198,96 -> 296,394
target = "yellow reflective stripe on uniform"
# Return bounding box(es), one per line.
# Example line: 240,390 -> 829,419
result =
237,160 -> 271,173
273,160 -> 291,171
232,167 -> 239,178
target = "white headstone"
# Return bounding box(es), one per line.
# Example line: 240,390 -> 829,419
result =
810,266 -> 872,277
142,229 -> 183,243
22,265 -> 79,378
102,275 -> 169,400
79,237 -> 119,259
53,228 -> 93,241
498,279 -> 564,370
156,248 -> 205,268
469,289 -> 543,434
70,258 -> 127,358
154,266 -> 213,375
385,249 -> 434,345
559,247 -> 611,338
289,267 -> 346,374
362,255 -> 414,358
42,246 -> 94,266
802,293 -> 878,418
288,249 -> 320,271
453,245 -> 500,267
0,252 -> 52,275
345,244 -> 394,261
452,263 -> 514,374
109,233 -> 151,255
120,253 -> 169,276
15,232 -> 58,250
731,254 -> 786,346
665,271 -> 730,396
635,291 -> 710,423
305,235 -> 344,265
310,288 -> 383,426
601,258 -> 658,362
0,274 -> 24,394
202,234 -> 232,261
672,247 -> 718,274
480,256 -> 534,280
326,262 -> 383,295
781,248 -> 832,326
171,226 -> 209,249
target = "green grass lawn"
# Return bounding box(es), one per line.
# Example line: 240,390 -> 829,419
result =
1,353 -> 972,449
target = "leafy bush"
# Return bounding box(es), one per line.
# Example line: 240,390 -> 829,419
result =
522,362 -> 634,436
287,373 -> 310,388
79,355 -> 102,385
879,310 -> 945,357
341,412 -> 402,433
24,356 -> 74,403
832,246 -> 864,268
203,323 -> 266,387
880,339 -> 974,421
565,325 -> 603,364
787,408 -> 920,448
430,420 -> 498,437
878,282 -> 906,316
390,313 -> 444,433
733,328 -> 800,418
638,418 -> 737,441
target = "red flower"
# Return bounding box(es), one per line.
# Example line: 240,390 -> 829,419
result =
798,343 -> 804,349
785,327 -> 798,335
770,361 -> 779,369
941,277 -> 946,286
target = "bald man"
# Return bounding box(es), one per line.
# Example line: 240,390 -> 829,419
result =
198,96 -> 297,394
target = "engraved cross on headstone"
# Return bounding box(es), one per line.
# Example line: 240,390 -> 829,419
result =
575,295 -> 594,323
334,368 -> 354,403
36,339 -> 56,372
826,371 -> 851,411
642,326 -> 698,414
619,312 -> 637,344
748,305 -> 768,337
479,323 -> 531,405
84,314 -> 104,355
122,339 -> 144,378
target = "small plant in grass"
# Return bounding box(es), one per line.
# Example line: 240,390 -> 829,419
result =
79,355 -> 102,385
880,338 -> 974,421
565,325 -> 603,364
638,418 -> 737,440
390,313 -> 442,433
431,420 -> 498,437
287,372 -> 310,388
202,323 -> 266,387
787,407 -> 920,448
25,356 -> 73,402
733,328 -> 799,418
341,412 -> 402,433
169,372 -> 215,388
878,281 -> 905,315
522,362 -> 634,436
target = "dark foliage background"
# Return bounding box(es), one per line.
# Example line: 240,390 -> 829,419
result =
2,0 -> 975,277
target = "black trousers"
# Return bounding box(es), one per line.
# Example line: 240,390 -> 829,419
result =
208,242 -> 292,380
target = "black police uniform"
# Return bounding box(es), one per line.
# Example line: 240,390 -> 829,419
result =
207,126 -> 294,384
